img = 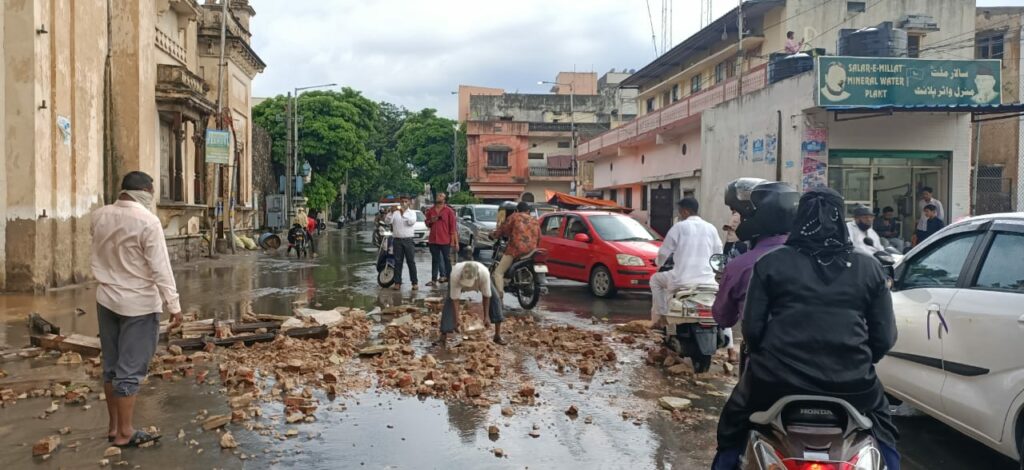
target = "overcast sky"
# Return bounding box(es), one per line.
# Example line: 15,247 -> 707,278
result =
250,0 -> 1023,118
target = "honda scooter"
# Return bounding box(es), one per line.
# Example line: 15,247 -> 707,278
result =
741,395 -> 886,470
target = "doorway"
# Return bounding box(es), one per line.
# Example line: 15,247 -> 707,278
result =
828,150 -> 950,242
650,186 -> 674,236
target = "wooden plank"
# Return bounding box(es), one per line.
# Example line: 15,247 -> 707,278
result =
230,321 -> 282,334
167,325 -> 329,351
30,334 -> 101,357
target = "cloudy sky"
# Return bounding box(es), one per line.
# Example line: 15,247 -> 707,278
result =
250,0 -> 1021,118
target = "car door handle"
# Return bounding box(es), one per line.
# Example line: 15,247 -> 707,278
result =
927,307 -> 949,340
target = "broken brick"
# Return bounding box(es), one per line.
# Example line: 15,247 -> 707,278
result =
32,435 -> 60,456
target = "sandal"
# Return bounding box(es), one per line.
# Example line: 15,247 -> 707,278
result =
113,430 -> 162,448
493,335 -> 507,345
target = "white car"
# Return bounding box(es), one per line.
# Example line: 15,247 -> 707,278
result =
411,210 -> 429,246
877,212 -> 1024,463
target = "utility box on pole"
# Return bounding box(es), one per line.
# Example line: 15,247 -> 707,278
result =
265,194 -> 286,230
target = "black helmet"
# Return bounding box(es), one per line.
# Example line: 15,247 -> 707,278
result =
499,201 -> 518,213
725,179 -> 800,242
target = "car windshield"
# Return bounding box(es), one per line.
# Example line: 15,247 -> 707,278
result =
588,215 -> 660,242
474,207 -> 498,222
414,211 -> 425,222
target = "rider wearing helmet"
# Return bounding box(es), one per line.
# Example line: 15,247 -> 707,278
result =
712,179 -> 800,332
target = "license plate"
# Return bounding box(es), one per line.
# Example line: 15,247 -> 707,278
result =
533,265 -> 549,274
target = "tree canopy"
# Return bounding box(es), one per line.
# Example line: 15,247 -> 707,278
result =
252,90 -> 468,216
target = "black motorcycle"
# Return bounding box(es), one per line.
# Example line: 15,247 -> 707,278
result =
489,238 -> 549,309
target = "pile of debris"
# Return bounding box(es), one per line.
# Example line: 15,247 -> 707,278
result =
213,307 -> 375,423
508,317 -> 620,377
368,306 -> 515,405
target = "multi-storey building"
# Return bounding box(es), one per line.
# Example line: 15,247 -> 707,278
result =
581,0 -> 986,239
462,71 -> 636,202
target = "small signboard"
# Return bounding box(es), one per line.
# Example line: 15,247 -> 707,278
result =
817,57 -> 1002,107
205,129 -> 231,164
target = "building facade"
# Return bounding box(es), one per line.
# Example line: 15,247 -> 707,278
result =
975,7 -> 1024,214
0,0 -> 264,291
462,71 -> 636,202
581,0 -> 977,237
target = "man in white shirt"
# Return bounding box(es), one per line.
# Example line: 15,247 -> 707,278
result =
438,261 -> 505,345
848,205 -> 884,257
385,196 -> 419,290
651,198 -> 723,323
91,171 -> 182,448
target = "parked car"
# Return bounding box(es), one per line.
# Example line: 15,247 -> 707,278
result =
411,210 -> 429,246
876,212 -> 1024,464
537,211 -> 661,297
457,204 -> 499,257
526,202 -> 560,218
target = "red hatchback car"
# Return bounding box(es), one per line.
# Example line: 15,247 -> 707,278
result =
538,211 -> 662,297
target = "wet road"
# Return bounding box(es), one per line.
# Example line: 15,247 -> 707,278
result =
0,224 -> 1018,469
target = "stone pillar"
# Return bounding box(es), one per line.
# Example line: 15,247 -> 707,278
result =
110,0 -> 158,192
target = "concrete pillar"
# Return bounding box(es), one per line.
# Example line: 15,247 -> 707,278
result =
2,0 -> 108,291
110,0 -> 158,191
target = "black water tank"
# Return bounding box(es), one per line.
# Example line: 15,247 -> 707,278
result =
839,22 -> 908,57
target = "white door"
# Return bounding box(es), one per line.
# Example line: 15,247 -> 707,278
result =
879,231 -> 984,414
940,229 -> 1024,447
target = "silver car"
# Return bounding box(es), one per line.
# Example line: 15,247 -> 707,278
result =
457,204 -> 499,258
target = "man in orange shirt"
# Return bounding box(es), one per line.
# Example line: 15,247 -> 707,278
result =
491,202 -> 540,299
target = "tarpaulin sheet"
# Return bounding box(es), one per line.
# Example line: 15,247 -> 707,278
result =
545,191 -> 633,214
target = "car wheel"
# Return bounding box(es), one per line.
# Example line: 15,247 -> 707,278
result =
589,265 -> 617,298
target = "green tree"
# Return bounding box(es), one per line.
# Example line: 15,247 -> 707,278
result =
303,174 -> 337,211
448,191 -> 480,205
396,109 -> 459,195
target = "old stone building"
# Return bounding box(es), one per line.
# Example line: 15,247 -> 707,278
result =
0,0 -> 264,291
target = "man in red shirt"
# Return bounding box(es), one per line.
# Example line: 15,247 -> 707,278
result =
424,193 -> 458,286
305,212 -> 318,257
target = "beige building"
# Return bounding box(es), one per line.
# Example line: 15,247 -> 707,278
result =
581,0 -> 979,237
975,7 -> 1024,214
0,0 -> 264,292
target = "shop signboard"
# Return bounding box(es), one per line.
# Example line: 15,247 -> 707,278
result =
816,57 -> 1001,107
205,129 -> 231,164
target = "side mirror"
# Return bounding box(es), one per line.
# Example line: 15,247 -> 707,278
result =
709,253 -> 727,274
573,233 -> 591,243
462,215 -> 472,221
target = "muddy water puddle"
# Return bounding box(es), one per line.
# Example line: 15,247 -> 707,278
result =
1,227 -> 727,468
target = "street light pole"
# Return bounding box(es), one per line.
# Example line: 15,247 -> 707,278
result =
289,83 -> 336,222
539,80 -> 577,195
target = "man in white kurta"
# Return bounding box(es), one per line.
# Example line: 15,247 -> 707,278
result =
650,198 -> 723,323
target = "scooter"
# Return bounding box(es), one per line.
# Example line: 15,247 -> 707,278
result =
489,238 -> 549,309
375,227 -> 397,287
741,395 -> 887,470
372,220 -> 388,247
657,254 -> 726,373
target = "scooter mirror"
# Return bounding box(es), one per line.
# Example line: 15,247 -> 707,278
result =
709,253 -> 727,275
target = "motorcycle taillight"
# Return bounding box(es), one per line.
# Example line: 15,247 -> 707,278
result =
532,249 -> 549,263
786,462 -> 840,470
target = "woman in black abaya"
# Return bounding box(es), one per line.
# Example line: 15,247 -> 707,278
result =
711,188 -> 900,470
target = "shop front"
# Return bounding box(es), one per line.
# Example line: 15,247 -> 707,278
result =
827,150 -> 950,241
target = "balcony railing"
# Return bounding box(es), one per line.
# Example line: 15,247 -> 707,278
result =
155,28 -> 188,65
529,167 -> 573,177
579,63 -> 769,158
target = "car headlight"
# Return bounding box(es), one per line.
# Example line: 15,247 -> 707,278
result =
616,254 -> 645,266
